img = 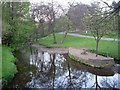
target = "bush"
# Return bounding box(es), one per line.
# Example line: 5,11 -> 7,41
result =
1,45 -> 17,85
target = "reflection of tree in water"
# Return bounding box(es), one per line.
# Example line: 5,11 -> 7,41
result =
28,49 -> 54,88
100,75 -> 120,89
28,49 -> 99,89
90,75 -> 102,90
6,48 -> 119,89
67,61 -> 90,89
29,49 -> 67,88
54,56 -> 90,89
89,74 -> 120,90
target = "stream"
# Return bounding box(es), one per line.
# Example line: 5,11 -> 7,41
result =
3,47 -> 120,89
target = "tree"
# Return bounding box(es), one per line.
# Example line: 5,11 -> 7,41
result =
55,15 -> 74,43
54,3 -> 75,43
31,3 -> 48,38
31,1 -> 63,44
2,2 -> 36,49
83,2 -> 111,57
47,1 -> 57,43
67,2 -> 95,32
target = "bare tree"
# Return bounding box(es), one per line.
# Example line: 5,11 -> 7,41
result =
67,2 -> 95,32
31,1 -> 63,44
56,4 -> 75,43
83,2 -> 113,57
31,3 -> 48,39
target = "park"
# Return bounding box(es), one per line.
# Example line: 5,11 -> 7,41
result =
0,0 -> 120,89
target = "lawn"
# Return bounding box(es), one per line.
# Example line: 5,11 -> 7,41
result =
39,34 -> 119,60
0,45 -> 17,85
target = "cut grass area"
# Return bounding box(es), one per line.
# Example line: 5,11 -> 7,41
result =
39,34 -> 119,60
0,45 -> 17,85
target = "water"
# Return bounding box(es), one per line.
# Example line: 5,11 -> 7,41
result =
3,48 -> 120,89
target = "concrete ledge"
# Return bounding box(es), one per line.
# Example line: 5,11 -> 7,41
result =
31,44 -> 115,68
68,48 -> 115,68
31,44 -> 68,54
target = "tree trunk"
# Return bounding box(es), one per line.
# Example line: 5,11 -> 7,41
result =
51,0 -> 57,44
40,23 -> 44,36
52,32 -> 57,44
95,75 -> 97,90
66,56 -> 73,89
96,39 -> 99,57
48,22 -> 52,34
11,2 -> 14,20
61,24 -> 69,43
49,20 -> 57,44
52,22 -> 57,44
52,54 -> 56,89
61,31 -> 67,43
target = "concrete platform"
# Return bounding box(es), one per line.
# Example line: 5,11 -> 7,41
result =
31,44 -> 68,54
68,48 -> 115,68
31,44 -> 115,68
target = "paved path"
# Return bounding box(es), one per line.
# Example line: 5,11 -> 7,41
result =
59,32 -> 120,41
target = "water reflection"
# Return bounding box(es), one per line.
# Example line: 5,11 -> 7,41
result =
28,49 -> 120,89
3,48 -> 120,89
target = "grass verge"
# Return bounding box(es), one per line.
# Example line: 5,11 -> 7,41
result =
0,45 -> 17,85
39,34 -> 119,60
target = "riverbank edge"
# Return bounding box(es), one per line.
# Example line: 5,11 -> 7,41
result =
39,34 -> 119,60
32,44 -> 116,68
1,45 -> 17,87
68,47 -> 115,68
68,50 -> 115,68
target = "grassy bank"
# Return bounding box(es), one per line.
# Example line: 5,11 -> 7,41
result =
0,45 -> 17,85
39,34 -> 119,60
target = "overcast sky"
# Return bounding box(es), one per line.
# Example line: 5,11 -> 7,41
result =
29,0 -> 92,5
29,0 -> 119,6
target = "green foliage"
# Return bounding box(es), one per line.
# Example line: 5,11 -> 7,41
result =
2,2 -> 36,49
0,44 -> 2,80
1,45 -> 17,85
10,20 -> 36,49
39,34 -> 119,60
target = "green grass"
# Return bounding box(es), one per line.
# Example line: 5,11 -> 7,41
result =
39,34 -> 119,60
0,44 -> 2,80
0,45 -> 17,85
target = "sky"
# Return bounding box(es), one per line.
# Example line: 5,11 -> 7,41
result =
29,0 -> 119,7
29,0 -> 92,5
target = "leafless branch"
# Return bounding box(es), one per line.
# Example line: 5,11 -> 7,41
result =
100,0 -> 113,8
